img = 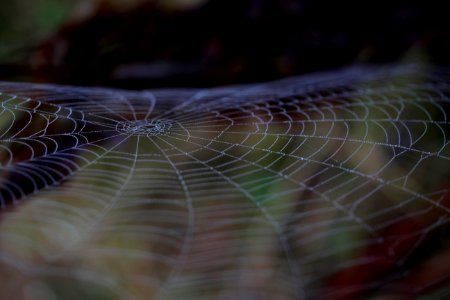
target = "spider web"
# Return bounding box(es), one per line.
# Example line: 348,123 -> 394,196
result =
0,64 -> 449,299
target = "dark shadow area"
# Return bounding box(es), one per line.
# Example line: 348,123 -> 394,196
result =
0,0 -> 449,88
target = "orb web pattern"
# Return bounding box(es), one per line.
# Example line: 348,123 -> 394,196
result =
0,64 -> 449,299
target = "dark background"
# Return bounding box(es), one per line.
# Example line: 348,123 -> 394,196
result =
0,0 -> 448,89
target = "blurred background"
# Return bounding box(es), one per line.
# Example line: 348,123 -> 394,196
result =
0,0 -> 449,89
